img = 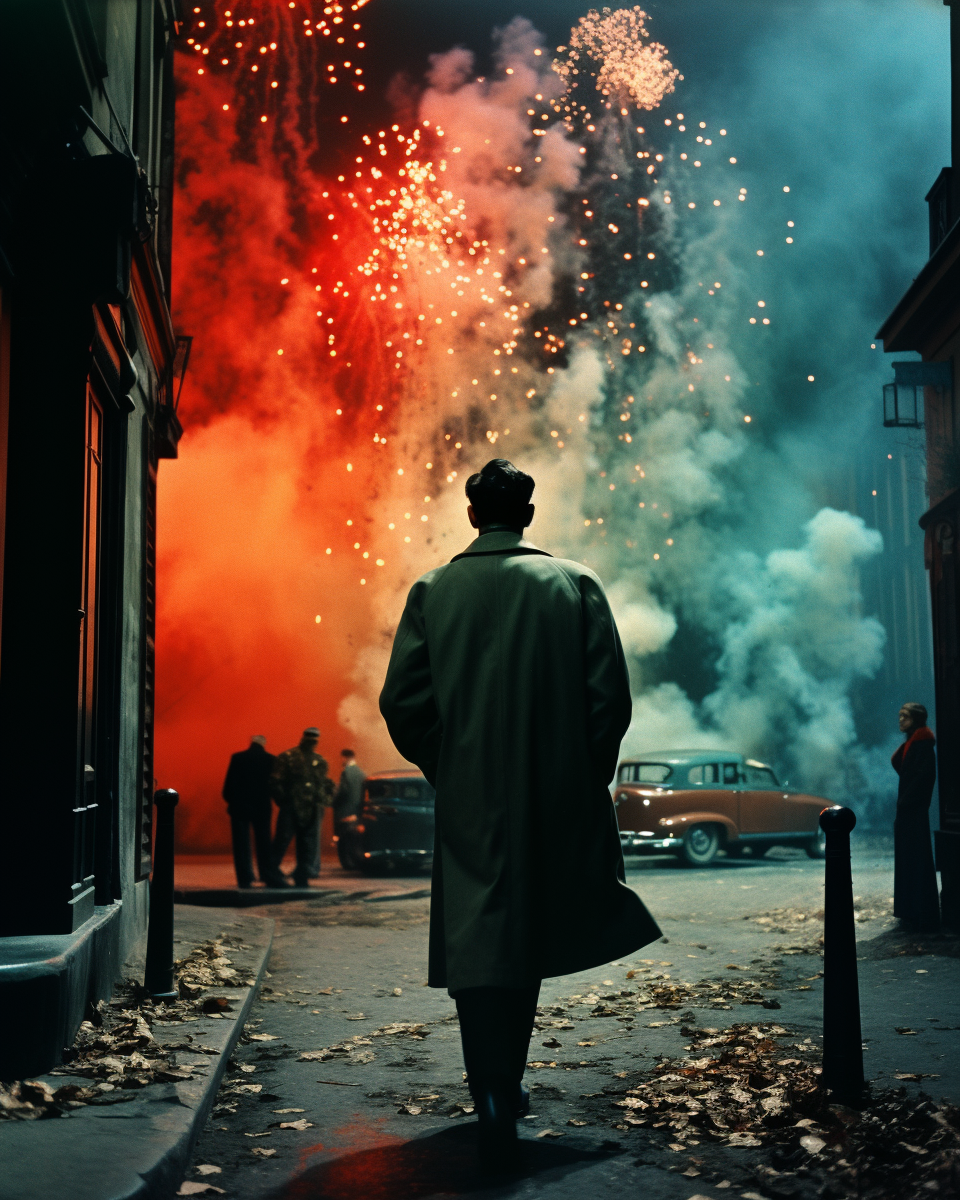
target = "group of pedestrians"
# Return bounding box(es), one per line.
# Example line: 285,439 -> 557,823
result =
222,728 -> 365,888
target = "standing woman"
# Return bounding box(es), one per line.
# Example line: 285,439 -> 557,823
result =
892,702 -> 940,931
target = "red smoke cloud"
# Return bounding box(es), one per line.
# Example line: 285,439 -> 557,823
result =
160,4 -> 390,851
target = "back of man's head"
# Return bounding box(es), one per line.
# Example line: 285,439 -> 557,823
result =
465,459 -> 534,528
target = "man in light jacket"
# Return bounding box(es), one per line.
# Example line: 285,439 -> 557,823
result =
379,458 -> 660,1170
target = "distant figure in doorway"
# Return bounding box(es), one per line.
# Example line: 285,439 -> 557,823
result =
892,702 -> 940,930
270,727 -> 334,888
222,736 -> 281,888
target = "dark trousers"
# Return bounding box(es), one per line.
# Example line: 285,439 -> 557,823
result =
229,806 -> 273,887
272,806 -> 320,887
453,984 -> 540,1097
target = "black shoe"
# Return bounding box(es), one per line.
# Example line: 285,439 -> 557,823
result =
264,875 -> 290,888
475,1083 -> 520,1174
516,1085 -> 530,1118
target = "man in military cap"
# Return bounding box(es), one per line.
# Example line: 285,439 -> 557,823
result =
270,727 -> 334,887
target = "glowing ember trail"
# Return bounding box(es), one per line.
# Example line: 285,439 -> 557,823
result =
161,3 -> 885,850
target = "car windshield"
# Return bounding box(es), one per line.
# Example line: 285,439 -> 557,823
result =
618,762 -> 673,784
365,780 -> 435,804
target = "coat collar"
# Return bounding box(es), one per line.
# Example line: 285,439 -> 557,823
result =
450,529 -> 552,563
892,724 -> 936,767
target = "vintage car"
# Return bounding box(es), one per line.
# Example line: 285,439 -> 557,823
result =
335,770 -> 435,875
613,750 -> 829,866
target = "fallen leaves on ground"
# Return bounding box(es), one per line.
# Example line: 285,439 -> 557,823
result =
0,935 -> 259,1120
591,1019 -> 960,1198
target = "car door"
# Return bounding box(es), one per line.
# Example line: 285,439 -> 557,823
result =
737,765 -> 786,833
688,762 -> 738,826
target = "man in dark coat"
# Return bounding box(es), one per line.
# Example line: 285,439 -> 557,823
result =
335,749 -> 366,819
270,728 -> 335,887
222,735 -> 282,888
892,701 -> 940,930
379,458 -> 661,1169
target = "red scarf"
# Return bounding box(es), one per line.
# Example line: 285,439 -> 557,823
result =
891,724 -> 935,771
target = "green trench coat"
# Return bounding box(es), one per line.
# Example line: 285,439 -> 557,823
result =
379,529 -> 661,992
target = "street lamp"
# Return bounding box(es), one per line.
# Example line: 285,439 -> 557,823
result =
883,360 -> 951,428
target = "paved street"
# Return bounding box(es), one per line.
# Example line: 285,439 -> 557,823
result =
182,842 -> 960,1198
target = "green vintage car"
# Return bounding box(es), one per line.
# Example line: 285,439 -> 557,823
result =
614,750 -> 829,867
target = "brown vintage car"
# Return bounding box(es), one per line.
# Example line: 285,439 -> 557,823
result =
614,750 -> 829,866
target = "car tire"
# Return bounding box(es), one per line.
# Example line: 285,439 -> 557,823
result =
678,824 -> 720,867
804,829 -> 827,859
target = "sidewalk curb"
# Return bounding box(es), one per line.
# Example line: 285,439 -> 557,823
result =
0,906 -> 273,1200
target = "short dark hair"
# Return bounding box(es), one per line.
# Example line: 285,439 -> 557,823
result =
465,459 -> 534,525
900,701 -> 928,726
341,748 -> 355,757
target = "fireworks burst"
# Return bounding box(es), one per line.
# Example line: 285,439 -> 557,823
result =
554,7 -> 680,111
162,1 -> 879,848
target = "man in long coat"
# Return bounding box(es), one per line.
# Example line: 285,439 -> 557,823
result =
380,458 -> 660,1168
222,735 -> 282,887
892,701 -> 940,930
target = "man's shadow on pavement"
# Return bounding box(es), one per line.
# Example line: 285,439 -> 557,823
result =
272,1126 -> 623,1198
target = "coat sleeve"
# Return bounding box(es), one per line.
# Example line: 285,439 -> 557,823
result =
269,754 -> 288,806
898,741 -> 936,813
222,754 -> 239,806
580,572 -> 633,786
379,580 -> 443,786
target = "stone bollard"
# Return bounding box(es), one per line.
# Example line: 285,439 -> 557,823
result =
144,788 -> 180,1000
819,805 -> 864,1105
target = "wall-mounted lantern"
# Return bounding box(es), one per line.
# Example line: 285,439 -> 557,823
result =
883,360 -> 951,428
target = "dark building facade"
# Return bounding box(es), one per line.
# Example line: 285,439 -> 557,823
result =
0,0 -> 184,1077
877,1 -> 960,928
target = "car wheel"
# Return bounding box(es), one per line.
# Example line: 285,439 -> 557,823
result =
678,824 -> 720,867
804,829 -> 827,859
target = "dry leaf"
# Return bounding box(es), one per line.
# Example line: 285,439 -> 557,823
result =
195,1165 -> 222,1175
177,1185 -> 225,1197
536,1129 -> 563,1138
247,1034 -> 278,1042
800,1135 -> 826,1154
251,1147 -> 277,1158
272,1108 -> 305,1114
279,1119 -> 313,1130
392,988 -> 402,996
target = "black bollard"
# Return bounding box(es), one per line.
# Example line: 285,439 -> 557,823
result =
819,805 -> 864,1106
144,788 -> 180,1000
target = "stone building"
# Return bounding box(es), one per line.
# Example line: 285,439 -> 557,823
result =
877,1 -> 960,927
0,0 -> 185,1076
